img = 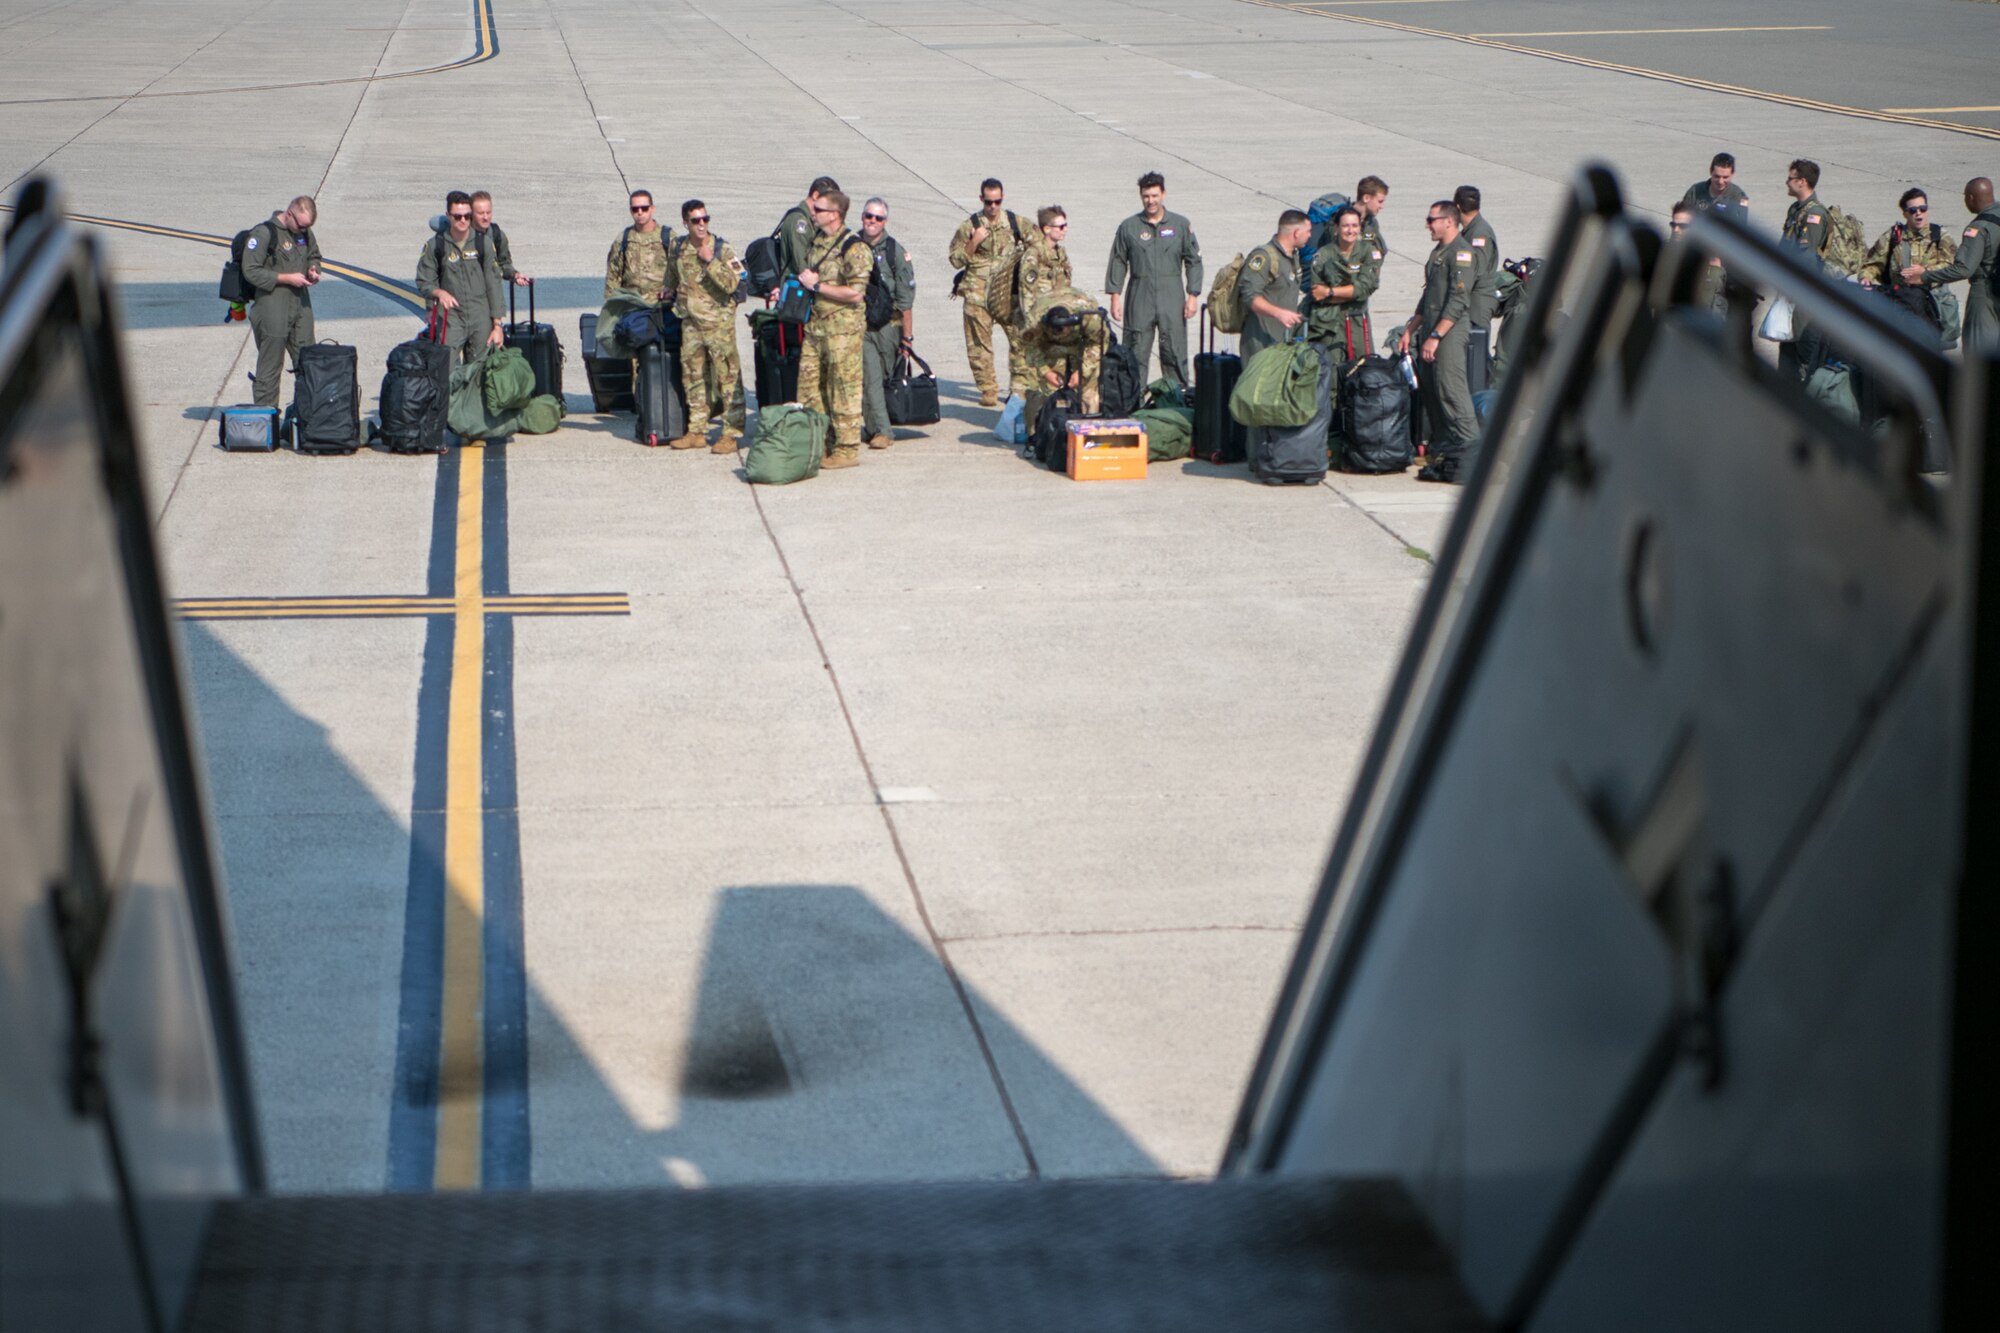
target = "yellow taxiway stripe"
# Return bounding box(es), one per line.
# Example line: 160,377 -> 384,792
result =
173,594 -> 629,620
1244,0 -> 2000,141
1881,105 -> 2000,115
434,442 -> 486,1191
1469,26 -> 1831,37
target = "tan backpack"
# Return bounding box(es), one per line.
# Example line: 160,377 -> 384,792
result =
1207,252 -> 1249,333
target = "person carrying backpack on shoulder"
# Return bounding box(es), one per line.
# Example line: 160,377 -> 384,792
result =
240,195 -> 321,407
1010,207 -> 1074,397
1863,187 -> 1958,350
795,189 -> 874,470
948,178 -> 1027,407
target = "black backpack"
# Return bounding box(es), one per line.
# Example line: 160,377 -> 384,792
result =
744,233 -> 785,294
218,220 -> 282,305
1099,333 -> 1144,418
1033,386 -> 1077,470
865,241 -> 898,330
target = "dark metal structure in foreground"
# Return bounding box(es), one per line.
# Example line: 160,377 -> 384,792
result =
1,168 -> 1991,1330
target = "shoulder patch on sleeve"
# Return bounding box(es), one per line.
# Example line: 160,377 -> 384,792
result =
794,219 -> 809,234
1470,236 -> 1487,247
245,236 -> 258,251
1807,213 -> 1822,225
1369,249 -> 1382,260
1247,252 -> 1267,270
1454,250 -> 1473,264
1969,227 -> 1984,239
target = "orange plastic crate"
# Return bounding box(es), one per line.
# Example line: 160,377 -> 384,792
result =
1066,420 -> 1148,481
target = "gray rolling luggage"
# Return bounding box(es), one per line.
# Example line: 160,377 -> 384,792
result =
1248,342 -> 1332,485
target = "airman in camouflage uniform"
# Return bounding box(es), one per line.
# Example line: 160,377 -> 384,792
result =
240,195 -> 321,408
1019,289 -> 1107,419
1011,207 -> 1074,395
418,190 -> 504,364
795,191 -> 874,469
668,199 -> 747,453
604,189 -> 674,303
1306,206 -> 1381,364
949,178 -> 1028,406
859,198 -> 917,448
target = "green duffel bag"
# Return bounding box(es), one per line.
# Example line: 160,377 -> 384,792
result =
1230,339 -> 1321,428
448,363 -> 519,441
1133,406 -> 1194,460
745,403 -> 829,484
515,393 -> 566,435
481,346 -> 537,415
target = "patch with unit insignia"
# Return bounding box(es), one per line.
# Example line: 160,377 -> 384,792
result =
1160,227 -> 1175,237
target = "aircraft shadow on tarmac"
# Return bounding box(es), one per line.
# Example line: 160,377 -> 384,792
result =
179,620 -> 1158,1191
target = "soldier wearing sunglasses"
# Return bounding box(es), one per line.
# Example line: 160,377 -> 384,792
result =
417,189 -> 505,363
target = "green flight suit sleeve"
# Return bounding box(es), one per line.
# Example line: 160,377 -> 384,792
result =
1441,248 -> 1473,325
1925,223 -> 1990,288
1105,219 -> 1131,293
1182,221 -> 1204,295
484,249 -> 504,321
1238,245 -> 1278,314
306,227 -> 322,278
893,241 -> 916,312
1785,201 -> 1828,257
492,226 -> 516,281
1350,253 -> 1381,305
240,221 -> 281,295
416,235 -> 442,302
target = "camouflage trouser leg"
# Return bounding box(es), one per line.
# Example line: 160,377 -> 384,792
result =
682,324 -> 745,437
799,326 -> 864,448
962,300 -> 1010,397
1079,338 -> 1104,415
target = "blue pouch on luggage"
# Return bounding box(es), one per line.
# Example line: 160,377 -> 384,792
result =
217,404 -> 280,452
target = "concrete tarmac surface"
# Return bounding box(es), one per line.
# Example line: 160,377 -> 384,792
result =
3,0 -> 1989,1190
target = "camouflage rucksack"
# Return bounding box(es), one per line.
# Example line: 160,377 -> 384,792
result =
1819,204 -> 1867,277
987,246 -> 1029,327
1207,253 -> 1248,333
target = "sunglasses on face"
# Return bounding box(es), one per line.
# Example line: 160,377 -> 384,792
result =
1048,222 -> 1068,229
687,215 -> 709,224
1907,205 -> 1928,215
1425,215 -> 1448,224
630,204 -> 651,213
982,198 -> 1003,207
449,212 -> 472,221
1670,220 -> 1690,230
862,213 -> 886,222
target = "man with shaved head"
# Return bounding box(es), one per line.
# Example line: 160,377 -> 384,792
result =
1908,177 -> 1999,354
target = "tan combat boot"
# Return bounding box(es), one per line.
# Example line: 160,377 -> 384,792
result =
979,390 -> 999,408
667,433 -> 704,450
712,434 -> 740,455
865,431 -> 893,450
821,445 -> 860,470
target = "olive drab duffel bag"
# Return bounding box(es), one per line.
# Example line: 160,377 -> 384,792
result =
745,403 -> 829,484
1229,337 -> 1323,428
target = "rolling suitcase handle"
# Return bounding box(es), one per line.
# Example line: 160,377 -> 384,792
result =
424,305 -> 449,345
508,276 -> 537,331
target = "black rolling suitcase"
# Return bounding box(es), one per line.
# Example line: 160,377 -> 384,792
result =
752,314 -> 802,408
504,279 -> 563,402
290,340 -> 361,454
579,313 -> 635,413
377,309 -> 453,455
1336,355 -> 1414,474
1248,342 -> 1332,485
1193,306 -> 1247,464
633,340 -> 687,447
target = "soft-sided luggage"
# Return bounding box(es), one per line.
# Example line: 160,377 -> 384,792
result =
743,234 -> 785,296
1193,308 -> 1247,465
633,340 -> 687,447
1337,355 -> 1414,474
886,346 -> 942,426
516,393 -> 566,436
744,403 -> 828,484
752,313 -> 802,408
482,346 -> 537,417
290,340 -> 361,454
1099,335 -> 1144,418
503,279 -> 563,402
1248,342 -> 1332,485
1031,386 -> 1079,471
447,362 -> 521,442
217,404 -> 280,452
378,308 -> 453,455
1231,338 -> 1323,428
579,313 -> 636,413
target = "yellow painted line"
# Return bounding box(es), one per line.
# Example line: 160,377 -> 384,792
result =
1469,25 -> 1830,37
1244,0 -> 2000,141
1299,1 -> 1474,6
1882,105 -> 2000,114
175,605 -> 627,620
435,442 -> 486,1192
173,594 -> 628,619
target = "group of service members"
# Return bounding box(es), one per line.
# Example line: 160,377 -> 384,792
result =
236,156 -> 2000,467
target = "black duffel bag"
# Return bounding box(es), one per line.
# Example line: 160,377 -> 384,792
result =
1031,385 -> 1078,471
886,346 -> 941,426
